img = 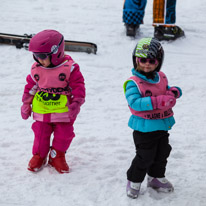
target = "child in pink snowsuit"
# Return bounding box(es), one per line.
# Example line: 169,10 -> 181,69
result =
21,30 -> 85,173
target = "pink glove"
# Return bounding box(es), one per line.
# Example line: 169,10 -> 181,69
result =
166,90 -> 175,97
166,87 -> 180,98
151,95 -> 176,110
68,102 -> 80,120
21,104 -> 32,120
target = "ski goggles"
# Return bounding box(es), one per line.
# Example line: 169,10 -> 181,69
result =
33,52 -> 51,60
138,58 -> 158,65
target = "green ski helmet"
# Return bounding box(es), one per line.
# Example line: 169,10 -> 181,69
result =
132,37 -> 164,72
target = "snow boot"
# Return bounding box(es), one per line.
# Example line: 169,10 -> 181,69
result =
125,24 -> 139,37
27,154 -> 47,172
147,175 -> 174,192
126,180 -> 141,199
154,25 -> 185,41
48,148 -> 69,174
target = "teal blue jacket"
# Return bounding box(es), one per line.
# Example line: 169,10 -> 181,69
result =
124,69 -> 182,132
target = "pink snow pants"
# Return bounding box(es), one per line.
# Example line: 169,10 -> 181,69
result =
31,121 -> 75,158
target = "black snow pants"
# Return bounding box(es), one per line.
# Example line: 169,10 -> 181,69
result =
127,130 -> 172,183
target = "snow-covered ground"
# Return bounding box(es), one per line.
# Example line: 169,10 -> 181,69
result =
0,0 -> 206,205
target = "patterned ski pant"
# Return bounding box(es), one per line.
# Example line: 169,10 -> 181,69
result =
123,0 -> 176,25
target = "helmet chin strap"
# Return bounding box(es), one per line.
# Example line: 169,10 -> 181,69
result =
33,55 -> 54,68
136,67 -> 156,79
47,56 -> 54,68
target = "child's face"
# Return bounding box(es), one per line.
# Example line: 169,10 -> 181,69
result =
38,56 -> 51,67
136,57 -> 159,73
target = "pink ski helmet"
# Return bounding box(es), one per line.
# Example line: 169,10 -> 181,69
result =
29,30 -> 65,66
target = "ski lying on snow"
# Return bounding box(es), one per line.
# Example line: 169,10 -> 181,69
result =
0,32 -> 97,54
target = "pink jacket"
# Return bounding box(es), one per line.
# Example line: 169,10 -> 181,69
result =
22,55 -> 85,122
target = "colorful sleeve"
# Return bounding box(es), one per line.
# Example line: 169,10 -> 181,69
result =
125,80 -> 153,111
22,74 -> 37,104
68,63 -> 86,105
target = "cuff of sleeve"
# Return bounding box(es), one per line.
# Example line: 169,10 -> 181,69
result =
171,87 -> 182,98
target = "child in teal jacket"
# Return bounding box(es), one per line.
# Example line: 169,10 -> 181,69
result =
124,37 -> 182,198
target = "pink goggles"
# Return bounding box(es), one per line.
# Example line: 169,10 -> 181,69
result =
137,57 -> 158,65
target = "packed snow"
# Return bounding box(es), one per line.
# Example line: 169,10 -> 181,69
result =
0,0 -> 206,205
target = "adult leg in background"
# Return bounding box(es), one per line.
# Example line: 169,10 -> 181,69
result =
123,0 -> 147,36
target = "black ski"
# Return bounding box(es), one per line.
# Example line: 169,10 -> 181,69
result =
0,32 -> 97,54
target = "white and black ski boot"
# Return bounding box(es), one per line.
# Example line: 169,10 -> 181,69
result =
154,25 -> 185,41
